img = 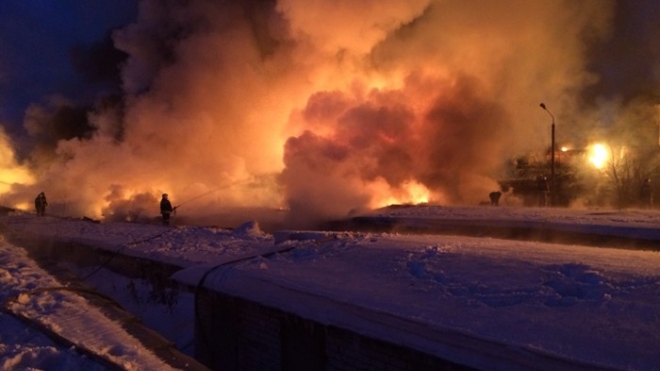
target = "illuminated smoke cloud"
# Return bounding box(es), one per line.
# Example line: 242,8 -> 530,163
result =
1,0 -> 617,226
281,74 -> 512,226
102,185 -> 158,222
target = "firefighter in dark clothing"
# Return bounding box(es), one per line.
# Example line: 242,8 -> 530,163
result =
160,193 -> 174,225
34,192 -> 47,216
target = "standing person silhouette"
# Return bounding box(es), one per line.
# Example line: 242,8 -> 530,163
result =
160,193 -> 174,225
34,192 -> 47,216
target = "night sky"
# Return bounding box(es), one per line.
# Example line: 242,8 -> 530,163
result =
0,0 -> 137,141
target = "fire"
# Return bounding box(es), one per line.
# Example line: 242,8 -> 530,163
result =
0,129 -> 35,200
0,168 -> 35,211
12,202 -> 30,211
0,168 -> 34,193
588,143 -> 609,169
403,180 -> 431,204
370,179 -> 430,208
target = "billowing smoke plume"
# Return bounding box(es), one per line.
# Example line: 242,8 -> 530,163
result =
1,0 -> 621,227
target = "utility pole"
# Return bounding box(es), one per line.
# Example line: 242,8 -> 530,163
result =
540,103 -> 555,206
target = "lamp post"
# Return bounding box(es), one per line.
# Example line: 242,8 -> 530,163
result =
540,103 -> 555,206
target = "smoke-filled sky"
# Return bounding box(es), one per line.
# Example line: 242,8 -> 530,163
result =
1,0 -> 660,227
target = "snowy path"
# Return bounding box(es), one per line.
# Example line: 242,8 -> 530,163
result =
0,237 -> 190,371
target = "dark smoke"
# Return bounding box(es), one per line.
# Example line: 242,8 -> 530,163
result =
583,0 -> 660,105
23,98 -> 95,165
70,32 -> 128,87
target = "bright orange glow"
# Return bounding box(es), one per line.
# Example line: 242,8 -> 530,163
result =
404,180 -> 430,204
370,179 -> 430,208
13,202 -> 29,211
588,143 -> 609,169
1,129 -> 35,197
0,169 -> 35,194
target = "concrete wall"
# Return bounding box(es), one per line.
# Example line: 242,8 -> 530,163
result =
195,288 -> 477,371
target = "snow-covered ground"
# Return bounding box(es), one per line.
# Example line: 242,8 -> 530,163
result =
0,235 -> 185,371
1,205 -> 660,370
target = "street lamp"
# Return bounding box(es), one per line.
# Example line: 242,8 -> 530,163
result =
539,103 -> 555,205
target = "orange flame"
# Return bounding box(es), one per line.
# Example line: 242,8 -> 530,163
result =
369,178 -> 430,208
